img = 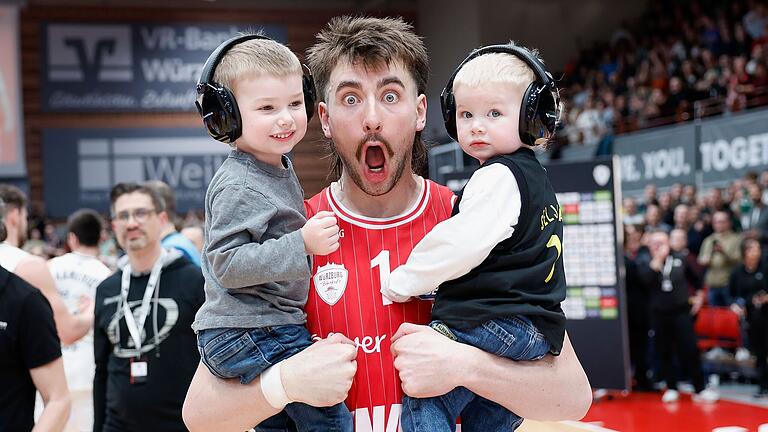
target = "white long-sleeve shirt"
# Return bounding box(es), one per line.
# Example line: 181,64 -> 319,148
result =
382,163 -> 521,302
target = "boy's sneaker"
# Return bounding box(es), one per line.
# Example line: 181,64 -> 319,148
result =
692,388 -> 720,403
662,389 -> 680,403
735,347 -> 751,362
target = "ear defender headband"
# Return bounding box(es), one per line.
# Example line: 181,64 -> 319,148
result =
440,44 -> 561,146
196,34 -> 317,144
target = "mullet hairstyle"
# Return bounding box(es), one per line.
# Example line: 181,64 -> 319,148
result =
307,16 -> 430,179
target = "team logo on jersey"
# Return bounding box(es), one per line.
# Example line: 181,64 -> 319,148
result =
313,263 -> 348,306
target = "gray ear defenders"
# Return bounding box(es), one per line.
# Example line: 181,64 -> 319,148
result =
440,44 -> 561,145
195,34 -> 316,144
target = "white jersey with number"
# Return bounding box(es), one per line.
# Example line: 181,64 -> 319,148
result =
48,252 -> 112,390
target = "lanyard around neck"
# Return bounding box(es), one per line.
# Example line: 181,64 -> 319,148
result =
120,249 -> 166,352
662,255 -> 674,280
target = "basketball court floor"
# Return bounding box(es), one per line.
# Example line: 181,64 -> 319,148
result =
520,385 -> 768,432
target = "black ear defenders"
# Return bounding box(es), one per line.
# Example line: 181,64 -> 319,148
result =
195,34 -> 317,144
440,44 -> 561,146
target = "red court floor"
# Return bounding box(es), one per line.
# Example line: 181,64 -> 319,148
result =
582,391 -> 768,431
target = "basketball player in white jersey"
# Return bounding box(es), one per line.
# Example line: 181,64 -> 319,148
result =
0,184 -> 93,345
183,17 -> 591,432
48,209 -> 112,432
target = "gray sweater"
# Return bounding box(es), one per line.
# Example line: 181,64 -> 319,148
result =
192,150 -> 311,331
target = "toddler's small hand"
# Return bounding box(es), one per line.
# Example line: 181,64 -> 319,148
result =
301,211 -> 340,255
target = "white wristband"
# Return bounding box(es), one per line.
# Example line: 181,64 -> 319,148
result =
260,362 -> 292,409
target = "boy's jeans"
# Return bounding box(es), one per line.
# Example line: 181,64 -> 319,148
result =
197,325 -> 352,432
401,316 -> 551,432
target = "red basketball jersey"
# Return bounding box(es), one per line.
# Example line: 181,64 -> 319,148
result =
305,178 -> 455,432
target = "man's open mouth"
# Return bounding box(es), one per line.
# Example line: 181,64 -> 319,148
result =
364,144 -> 386,173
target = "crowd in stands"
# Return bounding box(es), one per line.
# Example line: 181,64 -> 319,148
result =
623,170 -> 768,399
559,0 -> 768,151
21,204 -> 204,270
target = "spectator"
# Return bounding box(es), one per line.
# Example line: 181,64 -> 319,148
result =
22,228 -> 48,257
640,184 -> 659,214
730,238 -> 768,397
639,231 -> 717,404
93,183 -> 204,432
704,187 -> 738,228
575,97 -> 604,146
659,193 -> 676,227
624,225 -> 652,391
674,203 -> 700,256
742,183 -> 768,244
645,204 -> 672,234
689,204 -> 712,256
0,199 -> 71,431
682,184 -> 698,205
624,197 -> 645,225
558,0 -> 768,148
743,1 -> 768,40
699,211 -> 743,306
143,180 -> 201,267
180,226 -> 203,253
0,184 -> 92,345
47,209 -> 112,432
43,222 -> 63,254
98,228 -> 119,271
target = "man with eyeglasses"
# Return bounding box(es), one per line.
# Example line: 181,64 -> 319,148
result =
93,182 -> 204,432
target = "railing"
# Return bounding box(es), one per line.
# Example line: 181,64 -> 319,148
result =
600,85 -> 768,140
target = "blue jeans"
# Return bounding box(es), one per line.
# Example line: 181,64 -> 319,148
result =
197,325 -> 352,432
707,286 -> 731,307
401,316 -> 551,432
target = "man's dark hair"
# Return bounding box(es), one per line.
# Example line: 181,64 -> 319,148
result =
143,180 -> 180,229
0,184 -> 27,212
67,209 -> 104,247
110,182 -> 166,214
0,198 -> 6,242
307,16 -> 430,179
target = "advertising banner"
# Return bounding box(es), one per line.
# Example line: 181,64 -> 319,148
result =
40,22 -> 286,111
43,127 -> 230,217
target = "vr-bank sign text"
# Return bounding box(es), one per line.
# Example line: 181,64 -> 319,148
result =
41,23 -> 286,111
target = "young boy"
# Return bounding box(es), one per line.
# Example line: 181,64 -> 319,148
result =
191,34 -> 352,431
381,43 -> 567,431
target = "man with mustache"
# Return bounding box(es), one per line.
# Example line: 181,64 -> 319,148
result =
183,16 -> 591,431
93,182 -> 204,431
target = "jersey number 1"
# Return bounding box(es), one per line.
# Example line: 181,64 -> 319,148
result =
371,250 -> 393,306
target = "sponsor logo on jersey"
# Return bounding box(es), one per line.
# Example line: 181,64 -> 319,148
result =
353,404 -> 460,431
313,262 -> 348,306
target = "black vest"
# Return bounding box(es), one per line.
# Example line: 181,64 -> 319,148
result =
431,148 -> 566,354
